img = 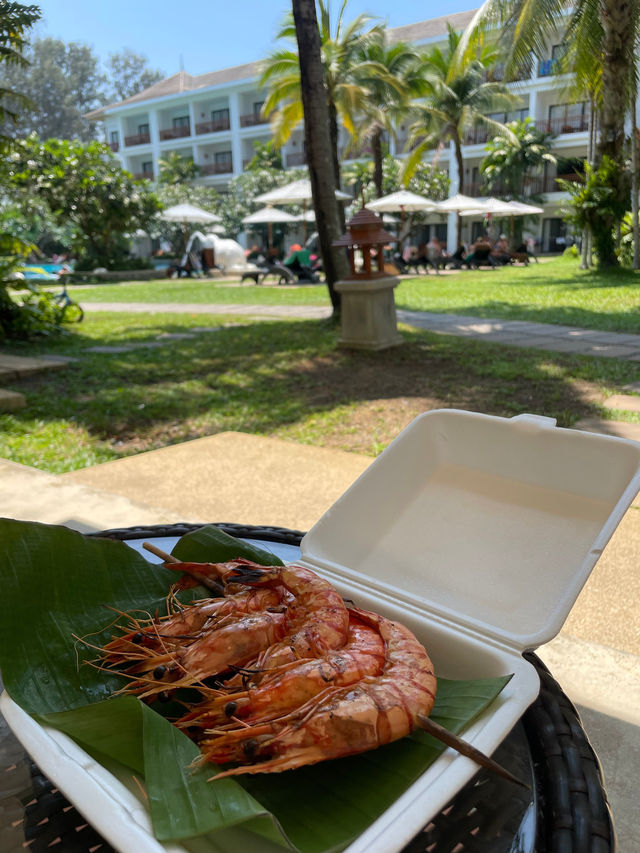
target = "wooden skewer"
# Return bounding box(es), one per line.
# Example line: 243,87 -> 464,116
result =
418,714 -> 529,789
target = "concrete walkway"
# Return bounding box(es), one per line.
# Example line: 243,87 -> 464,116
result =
83,300 -> 640,360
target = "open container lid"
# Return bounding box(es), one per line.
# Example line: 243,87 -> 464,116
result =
302,410 -> 640,650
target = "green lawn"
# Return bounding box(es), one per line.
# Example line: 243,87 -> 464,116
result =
3,308 -> 640,474
67,256 -> 640,333
396,256 -> 640,332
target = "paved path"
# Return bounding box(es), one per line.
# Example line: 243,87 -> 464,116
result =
83,301 -> 640,360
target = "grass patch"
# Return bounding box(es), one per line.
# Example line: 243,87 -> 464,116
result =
64,256 -> 640,333
2,310 -> 640,473
395,255 -> 640,332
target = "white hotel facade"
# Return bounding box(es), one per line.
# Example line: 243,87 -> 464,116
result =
89,9 -> 595,253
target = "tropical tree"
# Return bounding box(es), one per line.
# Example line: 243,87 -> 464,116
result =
7,135 -> 161,268
404,26 -> 516,195
480,118 -> 556,200
105,49 -> 164,102
0,37 -> 106,140
157,151 -> 200,184
260,0 -> 382,191
349,34 -> 424,196
342,153 -> 449,205
0,1 -> 41,140
469,0 -> 640,266
291,0 -> 348,316
558,156 -> 629,268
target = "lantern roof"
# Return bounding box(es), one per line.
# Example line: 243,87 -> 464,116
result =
333,207 -> 396,247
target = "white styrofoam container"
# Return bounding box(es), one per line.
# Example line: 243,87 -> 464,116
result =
4,409 -> 640,853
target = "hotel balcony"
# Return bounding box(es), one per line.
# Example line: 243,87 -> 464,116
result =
196,117 -> 231,135
534,116 -> 589,135
159,125 -> 191,141
240,113 -> 268,128
286,151 -> 307,167
124,132 -> 151,147
108,141 -> 119,152
466,173 -> 583,198
132,171 -> 154,181
200,161 -> 233,175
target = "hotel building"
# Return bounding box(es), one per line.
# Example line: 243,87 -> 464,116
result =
88,9 -> 595,253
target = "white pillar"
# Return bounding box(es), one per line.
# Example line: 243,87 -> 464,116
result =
229,90 -> 243,177
148,109 -> 161,180
528,89 -> 538,126
447,140 -> 460,253
117,116 -> 126,169
187,101 -> 199,165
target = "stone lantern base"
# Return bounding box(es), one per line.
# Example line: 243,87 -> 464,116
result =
334,275 -> 403,350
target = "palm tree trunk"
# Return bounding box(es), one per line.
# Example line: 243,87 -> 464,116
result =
594,0 -> 634,267
632,89 -> 639,270
327,100 -> 346,232
292,0 -> 346,315
597,0 -> 633,166
454,135 -> 464,243
372,126 -> 383,197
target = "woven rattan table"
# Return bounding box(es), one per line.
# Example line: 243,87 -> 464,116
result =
0,523 -> 616,853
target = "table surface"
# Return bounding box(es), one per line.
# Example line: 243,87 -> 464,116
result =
0,522 -> 616,853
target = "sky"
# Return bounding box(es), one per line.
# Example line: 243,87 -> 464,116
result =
34,0 -> 481,78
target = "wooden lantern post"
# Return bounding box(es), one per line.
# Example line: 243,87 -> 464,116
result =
333,207 -> 403,350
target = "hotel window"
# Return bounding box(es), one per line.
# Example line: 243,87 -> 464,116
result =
211,108 -> 229,123
138,123 -> 149,136
215,151 -> 232,167
110,130 -> 119,144
253,101 -> 265,117
173,115 -> 190,129
142,161 -> 153,175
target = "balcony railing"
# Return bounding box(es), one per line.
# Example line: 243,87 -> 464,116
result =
195,117 -> 231,135
466,172 -> 584,198
108,141 -> 119,152
133,171 -> 154,181
286,151 -> 307,167
200,161 -> 233,175
535,116 -> 589,135
159,125 -> 191,141
240,113 -> 267,128
124,132 -> 151,147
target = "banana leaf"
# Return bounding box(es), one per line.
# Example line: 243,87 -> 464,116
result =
0,518 -> 513,853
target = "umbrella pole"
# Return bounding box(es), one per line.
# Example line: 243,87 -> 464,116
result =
268,222 -> 273,250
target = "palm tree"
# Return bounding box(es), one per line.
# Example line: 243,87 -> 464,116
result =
403,25 -> 516,197
157,151 -> 199,185
349,34 -> 424,197
260,0 -> 382,191
291,0 -> 347,316
467,0 -> 640,266
481,117 -> 556,199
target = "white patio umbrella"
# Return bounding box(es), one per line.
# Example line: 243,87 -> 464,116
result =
459,197 -> 517,216
159,203 -> 221,224
242,206 -> 297,248
159,203 -> 222,249
254,178 -> 352,205
254,178 -> 351,240
505,200 -> 544,215
435,193 -> 486,213
367,190 -> 438,213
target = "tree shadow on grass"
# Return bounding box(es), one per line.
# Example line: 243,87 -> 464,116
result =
7,319 -> 639,469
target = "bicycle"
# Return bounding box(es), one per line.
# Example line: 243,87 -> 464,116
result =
53,282 -> 84,323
